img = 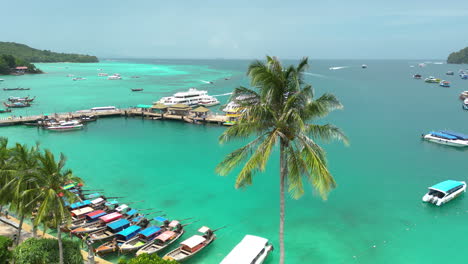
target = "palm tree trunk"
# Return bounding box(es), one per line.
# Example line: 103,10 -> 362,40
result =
279,140 -> 287,264
15,214 -> 25,246
57,225 -> 64,264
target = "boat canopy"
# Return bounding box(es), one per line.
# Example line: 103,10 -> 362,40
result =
169,220 -> 180,228
430,180 -> 463,193
105,199 -> 119,206
91,198 -> 104,204
181,235 -> 206,249
139,226 -> 161,238
155,231 -> 176,242
136,104 -> 152,108
107,219 -> 130,230
441,131 -> 468,140
220,235 -> 269,264
198,226 -> 211,233
100,212 -> 122,223
86,193 -> 101,199
430,132 -> 457,140
63,183 -> 76,190
116,204 -> 128,212
86,210 -> 106,220
154,216 -> 167,222
117,225 -> 142,240
71,207 -> 94,216
70,200 -> 91,209
126,209 -> 138,216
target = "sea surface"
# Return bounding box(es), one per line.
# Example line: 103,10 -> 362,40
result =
1,59 -> 468,264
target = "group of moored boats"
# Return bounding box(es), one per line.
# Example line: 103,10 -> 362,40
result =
414,75 -> 451,87
24,115 -> 96,131
2,96 -> 36,109
61,183 -> 273,263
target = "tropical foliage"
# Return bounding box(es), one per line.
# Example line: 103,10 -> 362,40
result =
0,138 -> 82,264
216,56 -> 347,264
118,253 -> 179,264
0,236 -> 12,263
0,54 -> 42,75
13,238 -> 82,264
0,42 -> 98,63
447,46 -> 468,64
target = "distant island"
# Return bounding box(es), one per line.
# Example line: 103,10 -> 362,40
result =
447,46 -> 468,64
0,41 -> 98,75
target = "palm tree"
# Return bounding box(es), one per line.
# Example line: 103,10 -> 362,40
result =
216,56 -> 348,264
32,150 -> 81,264
0,137 -> 14,214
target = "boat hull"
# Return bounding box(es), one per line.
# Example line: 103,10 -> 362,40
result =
136,230 -> 184,256
422,182 -> 466,206
423,134 -> 468,147
163,235 -> 215,262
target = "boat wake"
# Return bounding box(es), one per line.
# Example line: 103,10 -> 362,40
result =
200,80 -> 214,84
212,92 -> 232,97
329,66 -> 348,70
304,72 -> 328,78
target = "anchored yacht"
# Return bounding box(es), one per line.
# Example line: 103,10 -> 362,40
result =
157,88 -> 217,106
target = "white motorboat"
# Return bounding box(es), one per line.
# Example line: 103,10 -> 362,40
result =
98,73 -> 109,76
361,64 -> 367,69
198,95 -> 220,107
422,180 -> 466,206
157,88 -> 217,106
459,91 -> 468,100
220,235 -> 273,264
46,120 -> 83,131
108,74 -> 121,80
463,99 -> 468,110
422,131 -> 468,147
73,77 -> 86,81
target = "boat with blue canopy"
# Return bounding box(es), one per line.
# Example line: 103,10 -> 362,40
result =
119,226 -> 163,253
69,209 -> 107,230
88,218 -> 130,242
96,225 -> 142,255
422,180 -> 466,206
69,200 -> 91,210
440,131 -> 468,140
137,220 -> 185,256
422,131 -> 468,147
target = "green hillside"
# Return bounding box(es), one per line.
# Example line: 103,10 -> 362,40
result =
0,42 -> 98,63
447,46 -> 468,64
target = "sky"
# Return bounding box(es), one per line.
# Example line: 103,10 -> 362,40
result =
2,0 -> 468,59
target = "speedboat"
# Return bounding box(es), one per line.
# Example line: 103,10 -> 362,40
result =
361,64 -> 367,69
439,80 -> 450,87
422,180 -> 466,206
463,99 -> 468,110
220,235 -> 274,264
131,88 -> 144,92
446,71 -> 454,75
98,73 -> 108,76
0,79 -> 4,81
461,73 -> 468,80
157,88 -> 216,106
422,131 -> 468,147
73,77 -> 86,81
108,74 -> 122,80
413,74 -> 422,79
424,76 -> 441,83
459,91 -> 468,100
198,95 -> 220,107
45,120 -> 83,131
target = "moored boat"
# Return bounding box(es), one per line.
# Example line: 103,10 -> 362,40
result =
413,74 -> 422,79
0,108 -> 11,113
95,225 -> 142,256
45,120 -> 83,131
3,102 -> 30,108
70,209 -> 107,230
220,235 -> 274,264
459,91 -> 468,100
162,226 -> 216,262
157,88 -> 217,107
71,212 -> 123,236
422,180 -> 466,206
439,80 -> 450,87
131,88 -> 144,92
361,64 -> 367,69
136,220 -> 185,256
3,87 -> 30,91
119,225 -> 163,253
98,73 -> 109,76
422,131 -> 468,147
463,99 -> 468,110
8,96 -> 36,103
108,74 -> 122,80
87,218 -> 130,242
446,71 -> 454,75
73,77 -> 86,81
198,95 -> 220,107
424,76 -> 441,83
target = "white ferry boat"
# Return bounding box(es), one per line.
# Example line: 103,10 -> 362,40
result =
157,88 -> 217,106
422,131 -> 468,147
422,180 -> 466,206
220,235 -> 273,264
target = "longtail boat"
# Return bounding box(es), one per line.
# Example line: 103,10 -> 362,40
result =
8,96 -> 36,103
3,102 -> 30,108
88,218 -> 130,242
136,220 -> 184,256
119,216 -> 170,253
131,88 -> 144,92
71,212 -> 123,236
70,209 -> 107,230
95,225 -> 142,256
162,226 -> 216,262
0,108 -> 11,113
3,87 -> 30,91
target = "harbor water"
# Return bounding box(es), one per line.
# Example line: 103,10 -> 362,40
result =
1,59 -> 468,263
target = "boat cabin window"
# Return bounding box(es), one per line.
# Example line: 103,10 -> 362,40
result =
428,190 -> 445,198
447,185 -> 464,195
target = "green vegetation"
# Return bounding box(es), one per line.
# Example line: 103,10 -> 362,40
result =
0,42 -> 98,63
13,238 -> 82,264
0,236 -> 13,263
0,138 -> 82,264
216,56 -> 348,264
0,54 -> 42,75
447,47 -> 468,64
118,254 -> 179,264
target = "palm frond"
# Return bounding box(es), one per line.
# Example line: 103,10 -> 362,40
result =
305,124 -> 349,145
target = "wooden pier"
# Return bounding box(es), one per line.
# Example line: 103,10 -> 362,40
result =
0,108 -> 228,127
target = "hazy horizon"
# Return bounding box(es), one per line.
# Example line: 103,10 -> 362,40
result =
4,0 -> 467,60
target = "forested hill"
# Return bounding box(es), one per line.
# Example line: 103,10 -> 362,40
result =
0,42 -> 98,63
447,46 -> 468,64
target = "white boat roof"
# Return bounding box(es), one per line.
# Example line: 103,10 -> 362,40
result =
91,197 -> 104,204
116,204 -> 128,211
198,226 -> 210,233
174,88 -> 207,97
181,235 -> 206,248
220,235 -> 269,264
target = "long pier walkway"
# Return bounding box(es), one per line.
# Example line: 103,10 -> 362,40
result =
0,108 -> 228,127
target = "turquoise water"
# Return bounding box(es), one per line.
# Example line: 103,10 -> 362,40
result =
1,59 -> 468,264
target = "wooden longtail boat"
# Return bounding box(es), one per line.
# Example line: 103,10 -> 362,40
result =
119,216 -> 170,253
8,96 -> 36,103
136,221 -> 184,256
162,226 -> 216,262
131,88 -> 144,92
0,108 -> 11,113
3,87 -> 30,91
88,218 -> 130,242
69,209 -> 107,230
96,225 -> 142,256
71,212 -> 123,236
3,102 -> 30,108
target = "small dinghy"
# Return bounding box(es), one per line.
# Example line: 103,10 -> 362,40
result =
422,180 -> 466,206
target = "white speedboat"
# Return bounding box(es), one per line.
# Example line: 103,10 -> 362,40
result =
220,235 -> 273,264
463,99 -> 468,110
98,73 -> 108,76
73,77 -> 86,81
198,95 -> 220,106
422,180 -> 466,206
157,88 -> 216,106
361,64 -> 367,69
459,91 -> 468,100
108,74 -> 121,80
422,131 -> 468,147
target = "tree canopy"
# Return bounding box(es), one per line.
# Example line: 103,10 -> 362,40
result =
447,46 -> 468,64
0,54 -> 42,75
